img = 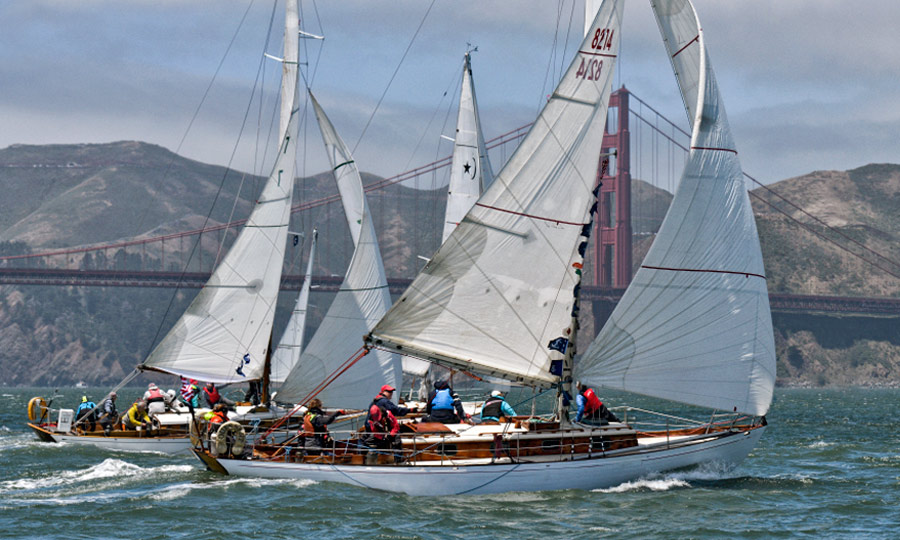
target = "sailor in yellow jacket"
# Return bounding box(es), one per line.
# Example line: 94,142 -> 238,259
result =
122,401 -> 156,431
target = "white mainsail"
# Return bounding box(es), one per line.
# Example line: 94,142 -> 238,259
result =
575,0 -> 775,416
269,230 -> 316,385
367,2 -> 623,387
275,92 -> 400,409
140,0 -> 301,384
441,51 -> 495,245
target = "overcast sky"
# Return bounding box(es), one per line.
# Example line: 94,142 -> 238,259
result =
2,0 -> 898,187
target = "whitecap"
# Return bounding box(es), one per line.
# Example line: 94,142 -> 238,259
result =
594,476 -> 691,493
0,458 -> 194,494
807,440 -> 833,448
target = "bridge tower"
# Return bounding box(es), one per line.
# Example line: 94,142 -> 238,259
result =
592,87 -> 632,326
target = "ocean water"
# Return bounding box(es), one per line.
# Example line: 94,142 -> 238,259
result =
1,388 -> 898,539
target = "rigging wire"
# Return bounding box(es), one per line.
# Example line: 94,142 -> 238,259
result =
350,0 -> 437,155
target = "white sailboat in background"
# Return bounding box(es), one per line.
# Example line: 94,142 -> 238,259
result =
273,92 -> 401,411
27,0 -> 304,453
269,230 -> 317,387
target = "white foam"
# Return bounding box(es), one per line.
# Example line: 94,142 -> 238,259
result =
594,476 -> 691,493
807,440 -> 833,448
148,476 -> 317,501
0,458 -> 194,494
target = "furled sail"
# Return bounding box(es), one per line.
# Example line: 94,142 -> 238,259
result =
275,92 -> 400,409
367,0 -> 623,387
140,1 -> 301,384
269,230 -> 316,385
576,0 -> 775,416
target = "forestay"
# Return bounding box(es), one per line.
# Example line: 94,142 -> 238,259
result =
576,0 -> 775,416
141,2 -> 301,384
269,230 -> 316,385
276,93 -> 400,409
367,0 -> 623,387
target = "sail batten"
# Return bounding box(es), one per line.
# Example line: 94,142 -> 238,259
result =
368,1 -> 623,384
576,0 -> 775,416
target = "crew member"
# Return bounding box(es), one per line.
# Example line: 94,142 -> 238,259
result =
424,380 -> 470,424
300,399 -> 343,453
144,383 -> 168,415
480,390 -> 516,422
203,382 -> 235,410
75,396 -> 97,432
205,403 -> 230,433
370,385 -> 417,418
98,392 -> 118,435
575,384 -> 619,424
361,403 -> 400,464
122,401 -> 155,431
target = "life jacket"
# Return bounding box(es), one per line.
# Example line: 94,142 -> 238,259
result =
208,411 -> 228,424
583,388 -> 602,415
146,388 -> 165,403
365,405 -> 397,440
481,397 -> 504,419
203,386 -> 221,404
302,410 -> 328,437
431,388 -> 454,410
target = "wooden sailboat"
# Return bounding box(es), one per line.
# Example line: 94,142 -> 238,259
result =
192,0 -> 774,495
26,0 -> 305,453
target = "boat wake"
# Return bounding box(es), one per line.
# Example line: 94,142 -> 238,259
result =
593,476 -> 691,493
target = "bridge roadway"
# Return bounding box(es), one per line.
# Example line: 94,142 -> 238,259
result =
1,267 -> 898,316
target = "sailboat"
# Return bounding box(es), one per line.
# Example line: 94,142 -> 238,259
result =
26,0 -> 305,453
191,0 -> 774,495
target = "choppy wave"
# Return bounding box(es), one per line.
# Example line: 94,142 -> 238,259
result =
807,440 -> 833,448
594,476 -> 691,493
148,476 -> 317,502
0,458 -> 193,494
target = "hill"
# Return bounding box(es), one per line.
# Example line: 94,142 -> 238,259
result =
0,142 -> 897,387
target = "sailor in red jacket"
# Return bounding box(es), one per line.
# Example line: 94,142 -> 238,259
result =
361,403 -> 400,464
575,383 -> 619,424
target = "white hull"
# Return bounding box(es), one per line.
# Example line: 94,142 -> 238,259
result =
205,427 -> 764,495
44,431 -> 193,455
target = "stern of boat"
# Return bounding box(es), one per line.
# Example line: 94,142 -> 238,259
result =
192,449 -> 229,475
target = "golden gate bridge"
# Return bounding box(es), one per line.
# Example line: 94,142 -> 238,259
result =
2,89 -> 898,318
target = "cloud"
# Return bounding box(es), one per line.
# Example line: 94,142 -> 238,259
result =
1,0 -> 898,187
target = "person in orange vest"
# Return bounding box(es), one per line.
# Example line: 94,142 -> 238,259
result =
575,383 -> 619,424
205,403 -> 230,433
361,403 -> 400,464
300,399 -> 344,453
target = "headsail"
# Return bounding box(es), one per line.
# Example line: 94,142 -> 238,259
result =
575,0 -> 775,416
367,1 -> 623,387
140,0 -> 301,384
269,230 -> 316,385
275,92 -> 401,409
441,51 -> 495,245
